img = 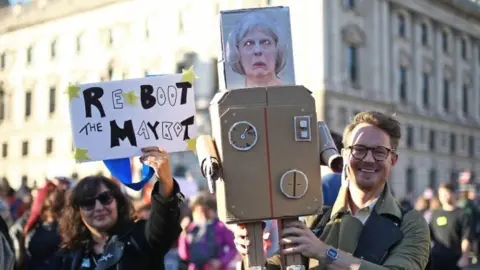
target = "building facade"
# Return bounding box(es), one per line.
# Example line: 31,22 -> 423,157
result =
300,0 -> 480,197
0,0 -> 479,198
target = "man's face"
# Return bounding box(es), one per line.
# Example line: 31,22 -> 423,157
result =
438,187 -> 455,205
343,123 -> 398,192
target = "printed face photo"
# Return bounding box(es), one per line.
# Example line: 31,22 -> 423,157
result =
220,7 -> 295,89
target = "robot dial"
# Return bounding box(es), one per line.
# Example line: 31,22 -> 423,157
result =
228,121 -> 258,151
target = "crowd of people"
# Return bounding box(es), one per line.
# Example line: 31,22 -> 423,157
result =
0,111 -> 479,269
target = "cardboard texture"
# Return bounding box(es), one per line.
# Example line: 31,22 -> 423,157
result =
208,85 -> 322,223
219,6 -> 295,90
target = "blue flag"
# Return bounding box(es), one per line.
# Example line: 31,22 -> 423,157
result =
102,74 -> 163,191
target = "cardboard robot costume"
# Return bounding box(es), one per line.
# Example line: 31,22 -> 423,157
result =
195,85 -> 343,269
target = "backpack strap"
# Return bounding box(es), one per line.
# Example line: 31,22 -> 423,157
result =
309,206 -> 333,238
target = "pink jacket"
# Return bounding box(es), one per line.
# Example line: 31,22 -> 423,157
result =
178,218 -> 237,270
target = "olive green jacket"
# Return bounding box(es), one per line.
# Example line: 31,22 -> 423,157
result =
266,183 -> 430,270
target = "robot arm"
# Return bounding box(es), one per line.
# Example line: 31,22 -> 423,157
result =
317,121 -> 343,173
195,135 -> 222,193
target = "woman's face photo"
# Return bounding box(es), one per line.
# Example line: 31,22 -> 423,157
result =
79,184 -> 118,232
239,28 -> 277,80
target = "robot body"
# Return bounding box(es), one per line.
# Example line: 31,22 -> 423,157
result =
200,85 -> 323,224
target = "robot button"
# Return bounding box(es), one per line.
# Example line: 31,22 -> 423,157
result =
299,120 -> 308,128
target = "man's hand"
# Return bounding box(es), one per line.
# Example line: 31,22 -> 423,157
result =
140,147 -> 174,196
280,220 -> 327,260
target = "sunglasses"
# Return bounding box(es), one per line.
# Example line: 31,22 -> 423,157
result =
78,191 -> 114,211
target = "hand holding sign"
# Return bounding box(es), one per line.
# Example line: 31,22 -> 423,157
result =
140,146 -> 174,197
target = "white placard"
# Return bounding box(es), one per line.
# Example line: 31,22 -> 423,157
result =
67,70 -> 198,163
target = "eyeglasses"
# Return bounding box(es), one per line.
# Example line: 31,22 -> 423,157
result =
346,145 -> 394,162
78,191 -> 114,211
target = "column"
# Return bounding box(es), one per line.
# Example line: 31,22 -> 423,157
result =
372,0 -> 381,98
411,13 -> 421,108
473,43 -> 480,121
433,22 -> 442,115
380,0 -> 391,102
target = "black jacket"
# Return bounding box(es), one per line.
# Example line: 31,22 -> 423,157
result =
55,180 -> 183,270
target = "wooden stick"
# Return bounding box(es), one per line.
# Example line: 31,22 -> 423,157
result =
279,218 -> 305,270
243,222 -> 266,269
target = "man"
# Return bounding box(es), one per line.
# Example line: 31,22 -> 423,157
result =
233,111 -> 430,269
430,183 -> 472,270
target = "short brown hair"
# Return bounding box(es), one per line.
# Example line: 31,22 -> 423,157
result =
342,111 -> 401,150
439,183 -> 455,193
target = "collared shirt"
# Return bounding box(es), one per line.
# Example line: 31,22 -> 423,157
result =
347,198 -> 378,225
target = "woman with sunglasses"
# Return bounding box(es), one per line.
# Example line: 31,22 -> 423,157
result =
54,147 -> 184,270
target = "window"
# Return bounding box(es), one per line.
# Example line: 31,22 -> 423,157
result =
422,73 -> 429,107
450,170 -> 458,187
1,143 -> 7,158
429,169 -> 437,189
0,52 -> 5,70
421,23 -> 428,46
46,138 -> 53,155
443,79 -> 449,111
406,167 -> 415,193
429,130 -> 436,151
345,0 -> 355,9
145,20 -> 150,39
347,45 -> 358,84
399,67 -> 407,102
469,135 -> 475,157
108,66 -> 114,81
76,35 -> 82,53
461,38 -> 467,60
406,125 -> 414,148
108,29 -> 114,45
25,91 -> 32,118
49,86 -> 56,114
442,30 -> 449,53
50,40 -> 56,59
21,141 -> 28,156
398,14 -> 406,37
462,84 -> 469,115
0,87 -> 4,121
450,133 -> 456,154
26,46 -> 33,64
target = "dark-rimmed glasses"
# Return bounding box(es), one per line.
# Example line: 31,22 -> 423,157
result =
346,145 -> 394,162
78,191 -> 114,211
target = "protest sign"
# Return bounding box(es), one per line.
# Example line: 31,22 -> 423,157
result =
219,6 -> 295,90
67,67 -> 198,163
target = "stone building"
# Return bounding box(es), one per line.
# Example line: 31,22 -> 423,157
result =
0,0 -> 479,198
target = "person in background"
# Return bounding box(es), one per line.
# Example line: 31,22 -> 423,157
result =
9,177 -> 70,270
430,183 -> 473,270
22,182 -> 66,270
0,213 -> 14,270
178,193 -> 237,270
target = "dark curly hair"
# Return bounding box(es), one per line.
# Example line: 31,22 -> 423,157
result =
24,182 -> 66,234
59,175 -> 136,250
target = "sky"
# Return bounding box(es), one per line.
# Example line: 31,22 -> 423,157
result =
8,0 -> 32,5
